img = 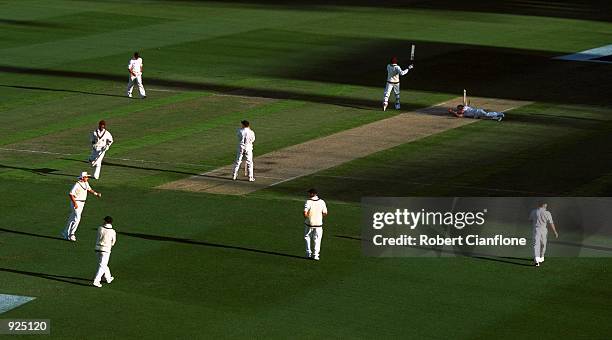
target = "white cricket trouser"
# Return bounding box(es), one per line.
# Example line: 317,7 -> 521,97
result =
232,147 -> 254,180
304,226 -> 323,257
127,75 -> 146,97
89,148 -> 107,179
63,202 -> 85,237
533,227 -> 548,261
93,251 -> 112,283
383,82 -> 401,107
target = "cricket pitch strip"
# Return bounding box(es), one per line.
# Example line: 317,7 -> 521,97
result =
158,97 -> 531,195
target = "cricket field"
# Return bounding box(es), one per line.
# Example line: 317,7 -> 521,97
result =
1,0 -> 611,338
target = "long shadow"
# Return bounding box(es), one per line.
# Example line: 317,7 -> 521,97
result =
0,164 -> 72,177
61,158 -> 231,181
0,64 -> 413,111
0,227 -> 65,241
0,84 -> 126,98
119,231 -> 305,260
0,268 -> 91,287
0,18 -> 67,28
3,36 -> 611,108
176,0 -> 612,22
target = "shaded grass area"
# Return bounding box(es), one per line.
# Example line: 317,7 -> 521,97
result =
1,179 -> 610,338
260,103 -> 612,201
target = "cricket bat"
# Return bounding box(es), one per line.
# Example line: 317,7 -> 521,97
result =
410,44 -> 415,62
463,89 -> 467,106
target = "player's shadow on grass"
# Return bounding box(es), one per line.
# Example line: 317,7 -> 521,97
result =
0,65 -> 407,111
119,231 -> 305,260
0,227 -> 65,241
0,164 -> 73,177
0,84 -> 126,98
62,158 -> 233,180
0,268 -> 91,287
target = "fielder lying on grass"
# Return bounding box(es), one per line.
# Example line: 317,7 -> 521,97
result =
448,105 -> 504,121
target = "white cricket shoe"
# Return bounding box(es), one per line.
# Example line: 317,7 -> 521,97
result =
69,235 -> 77,242
232,174 -> 237,180
313,256 -> 320,261
395,103 -> 401,110
383,103 -> 388,111
106,277 -> 114,284
92,281 -> 102,288
249,178 -> 255,182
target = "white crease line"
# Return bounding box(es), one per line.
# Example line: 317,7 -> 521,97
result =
268,174 -> 303,187
0,147 -> 550,195
0,147 -> 284,180
0,147 -> 212,168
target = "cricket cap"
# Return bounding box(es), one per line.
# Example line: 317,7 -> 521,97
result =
79,171 -> 91,179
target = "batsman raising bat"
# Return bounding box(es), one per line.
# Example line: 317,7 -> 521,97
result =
382,52 -> 414,111
89,120 -> 114,180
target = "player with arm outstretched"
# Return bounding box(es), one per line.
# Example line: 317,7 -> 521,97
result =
382,56 -> 414,111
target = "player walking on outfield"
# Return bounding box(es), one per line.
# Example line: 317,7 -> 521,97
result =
127,52 -> 146,98
93,216 -> 116,288
61,172 -> 102,241
383,56 -> 414,111
89,120 -> 114,179
529,202 -> 559,267
232,120 -> 256,181
304,188 -> 328,261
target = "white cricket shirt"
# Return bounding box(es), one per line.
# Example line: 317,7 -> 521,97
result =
69,181 -> 91,201
128,57 -> 143,75
95,224 -> 117,253
386,64 -> 410,83
91,128 -> 114,151
237,127 -> 255,150
304,196 -> 327,227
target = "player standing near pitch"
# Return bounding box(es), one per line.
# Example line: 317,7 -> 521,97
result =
231,120 -> 256,182
93,216 -> 116,288
61,172 -> 101,241
382,55 -> 414,111
304,188 -> 328,261
89,120 -> 114,179
127,52 -> 146,99
529,202 -> 559,267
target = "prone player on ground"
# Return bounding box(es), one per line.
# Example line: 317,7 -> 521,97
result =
448,104 -> 505,122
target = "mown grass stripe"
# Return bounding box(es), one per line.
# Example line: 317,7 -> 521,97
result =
109,99 -> 302,155
0,92 -> 208,146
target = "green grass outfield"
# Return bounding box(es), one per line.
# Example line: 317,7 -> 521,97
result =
1,0 -> 611,338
